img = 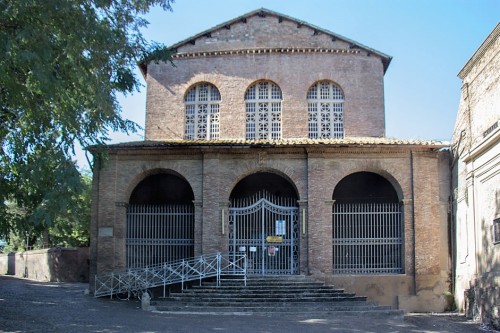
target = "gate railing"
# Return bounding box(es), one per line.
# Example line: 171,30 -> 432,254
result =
332,202 -> 403,274
94,252 -> 247,298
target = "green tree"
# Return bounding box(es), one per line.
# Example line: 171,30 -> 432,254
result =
0,0 -> 173,243
49,170 -> 92,248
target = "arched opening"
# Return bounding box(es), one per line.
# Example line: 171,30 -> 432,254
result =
130,173 -> 194,204
332,172 -> 399,203
230,172 -> 298,199
229,172 -> 299,275
332,172 -> 403,275
126,173 -> 194,268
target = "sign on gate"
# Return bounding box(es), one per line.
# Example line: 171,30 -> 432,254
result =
276,220 -> 286,235
266,236 -> 283,243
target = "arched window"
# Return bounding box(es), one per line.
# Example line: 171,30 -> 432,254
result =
245,81 -> 282,140
185,83 -> 221,140
307,81 -> 344,139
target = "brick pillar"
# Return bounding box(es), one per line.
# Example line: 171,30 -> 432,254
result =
401,198 -> 416,294
323,199 -> 335,275
113,201 -> 128,271
193,200 -> 203,257
201,153 -> 226,254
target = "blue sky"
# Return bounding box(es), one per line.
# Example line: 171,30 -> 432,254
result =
90,0 -> 498,167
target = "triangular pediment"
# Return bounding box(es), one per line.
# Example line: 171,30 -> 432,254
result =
168,8 -> 391,71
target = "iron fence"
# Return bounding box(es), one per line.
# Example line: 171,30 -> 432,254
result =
94,253 -> 247,298
332,202 -> 403,274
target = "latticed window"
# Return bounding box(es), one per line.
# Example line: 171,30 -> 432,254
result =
245,81 -> 282,140
307,81 -> 344,139
185,83 -> 221,140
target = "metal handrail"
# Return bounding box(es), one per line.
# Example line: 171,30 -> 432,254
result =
94,252 -> 247,298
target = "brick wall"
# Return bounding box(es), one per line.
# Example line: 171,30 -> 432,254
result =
0,247 -> 89,282
90,144 -> 451,312
144,13 -> 386,140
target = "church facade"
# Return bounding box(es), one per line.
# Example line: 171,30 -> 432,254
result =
90,9 -> 451,312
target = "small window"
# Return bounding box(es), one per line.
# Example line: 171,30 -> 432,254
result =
493,218 -> 500,244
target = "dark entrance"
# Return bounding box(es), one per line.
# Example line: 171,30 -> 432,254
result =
229,172 -> 299,275
126,172 -> 194,268
332,172 -> 403,274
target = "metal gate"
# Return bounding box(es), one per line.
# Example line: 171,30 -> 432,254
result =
228,191 -> 299,275
126,204 -> 194,268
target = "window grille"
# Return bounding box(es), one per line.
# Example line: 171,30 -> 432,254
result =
332,203 -> 403,274
126,204 -> 194,268
245,81 -> 282,140
493,218 -> 500,244
307,81 -> 344,139
184,83 -> 221,140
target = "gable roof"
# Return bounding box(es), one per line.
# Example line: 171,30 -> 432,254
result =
140,8 -> 392,75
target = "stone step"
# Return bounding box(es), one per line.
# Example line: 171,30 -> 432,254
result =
171,289 -> 355,297
151,303 -> 404,320
179,289 -> 348,297
148,276 -> 403,321
154,299 -> 381,308
206,282 -> 330,289
165,295 -> 367,303
155,299 -> 374,308
186,286 -> 346,292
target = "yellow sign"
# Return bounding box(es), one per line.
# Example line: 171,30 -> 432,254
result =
266,236 -> 283,243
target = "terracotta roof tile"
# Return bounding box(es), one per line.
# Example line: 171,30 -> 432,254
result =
96,138 -> 449,150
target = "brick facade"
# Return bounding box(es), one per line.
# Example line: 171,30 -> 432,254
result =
90,9 -> 451,312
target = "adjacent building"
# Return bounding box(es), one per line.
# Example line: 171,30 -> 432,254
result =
90,9 -> 451,312
452,23 -> 500,327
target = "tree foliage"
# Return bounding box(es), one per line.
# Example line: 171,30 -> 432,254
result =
0,0 -> 173,244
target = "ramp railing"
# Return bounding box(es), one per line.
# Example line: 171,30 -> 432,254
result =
94,252 -> 247,298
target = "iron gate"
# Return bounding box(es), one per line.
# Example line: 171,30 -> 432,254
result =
126,204 -> 194,268
229,192 -> 299,275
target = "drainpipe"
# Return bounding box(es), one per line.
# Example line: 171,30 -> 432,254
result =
410,150 -> 417,295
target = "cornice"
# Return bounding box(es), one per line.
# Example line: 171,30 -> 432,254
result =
171,47 -> 363,60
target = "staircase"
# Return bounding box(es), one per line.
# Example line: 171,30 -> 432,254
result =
151,276 -> 404,319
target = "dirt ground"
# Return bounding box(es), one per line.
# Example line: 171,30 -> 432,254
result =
0,275 -> 498,333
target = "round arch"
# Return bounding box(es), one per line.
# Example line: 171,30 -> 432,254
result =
126,170 -> 195,268
230,171 -> 298,200
332,171 -> 399,203
228,171 -> 300,275
306,79 -> 345,98
331,171 -> 404,275
129,172 -> 194,205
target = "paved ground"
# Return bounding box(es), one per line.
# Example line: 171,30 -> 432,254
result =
0,275 -> 498,333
